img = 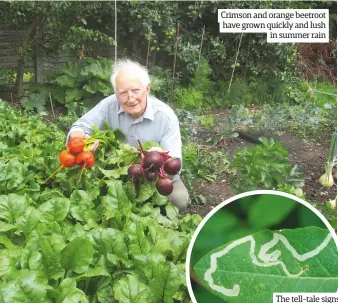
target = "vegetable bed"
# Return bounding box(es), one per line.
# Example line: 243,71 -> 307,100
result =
0,101 -> 201,302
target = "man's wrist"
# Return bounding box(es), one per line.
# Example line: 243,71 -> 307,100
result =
69,130 -> 86,138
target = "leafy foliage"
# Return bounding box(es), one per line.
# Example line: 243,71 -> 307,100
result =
0,100 -> 202,302
229,137 -> 304,193
21,57 -> 113,114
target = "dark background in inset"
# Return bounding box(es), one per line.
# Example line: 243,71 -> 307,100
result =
190,194 -> 327,303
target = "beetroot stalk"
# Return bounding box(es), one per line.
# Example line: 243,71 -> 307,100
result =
158,166 -> 167,179
137,139 -> 145,155
78,164 -> 87,183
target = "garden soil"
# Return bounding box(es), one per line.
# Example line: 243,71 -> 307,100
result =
185,131 -> 336,218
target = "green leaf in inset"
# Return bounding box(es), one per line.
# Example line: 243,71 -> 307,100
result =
194,227 -> 338,303
38,198 -> 70,222
192,208 -> 239,266
113,274 -> 150,303
61,237 -> 94,274
298,205 -> 326,228
248,195 -> 296,229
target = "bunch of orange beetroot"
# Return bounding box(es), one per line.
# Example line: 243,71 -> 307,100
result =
45,137 -> 95,183
127,140 -> 181,196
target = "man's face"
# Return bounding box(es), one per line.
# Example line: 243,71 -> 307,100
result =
115,71 -> 150,119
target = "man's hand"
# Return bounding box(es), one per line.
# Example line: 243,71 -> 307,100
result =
148,146 -> 164,153
84,134 -> 100,152
69,130 -> 100,152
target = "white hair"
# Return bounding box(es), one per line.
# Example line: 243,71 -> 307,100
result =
111,59 -> 150,91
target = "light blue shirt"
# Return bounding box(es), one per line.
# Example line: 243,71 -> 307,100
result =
68,94 -> 182,162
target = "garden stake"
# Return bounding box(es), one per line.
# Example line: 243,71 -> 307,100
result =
49,92 -> 56,120
227,32 -> 243,95
170,22 -> 180,104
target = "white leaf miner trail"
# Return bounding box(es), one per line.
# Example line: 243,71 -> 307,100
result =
204,232 -> 333,297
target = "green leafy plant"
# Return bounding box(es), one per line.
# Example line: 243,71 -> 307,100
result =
0,100 -> 202,302
318,130 -> 337,188
175,87 -> 203,111
229,137 -> 304,193
20,91 -> 47,112
198,114 -> 215,128
279,77 -> 316,105
181,142 -> 229,204
174,58 -> 214,111
149,66 -> 175,102
20,57 -> 113,113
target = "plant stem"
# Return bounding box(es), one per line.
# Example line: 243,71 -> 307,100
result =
243,33 -> 251,82
198,25 -> 205,66
114,0 -> 117,65
170,22 -> 180,104
146,36 -> 151,68
227,32 -> 243,95
85,278 -> 91,294
49,92 -> 56,120
137,139 -> 145,155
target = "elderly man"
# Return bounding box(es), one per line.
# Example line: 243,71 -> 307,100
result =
67,59 -> 190,211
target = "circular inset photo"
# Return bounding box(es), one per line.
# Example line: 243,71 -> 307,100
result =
187,190 -> 338,303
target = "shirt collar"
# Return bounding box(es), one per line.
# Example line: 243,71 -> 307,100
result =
117,95 -> 154,122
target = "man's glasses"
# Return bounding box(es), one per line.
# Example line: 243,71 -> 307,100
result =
118,88 -> 144,101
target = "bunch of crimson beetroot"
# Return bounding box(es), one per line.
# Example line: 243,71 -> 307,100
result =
128,140 -> 181,196
45,137 -> 95,182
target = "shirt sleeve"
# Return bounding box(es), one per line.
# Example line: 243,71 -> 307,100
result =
66,96 -> 112,144
160,113 -> 183,167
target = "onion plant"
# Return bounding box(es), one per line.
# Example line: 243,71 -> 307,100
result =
318,131 -> 337,188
